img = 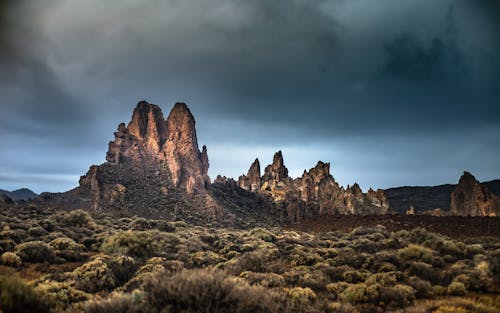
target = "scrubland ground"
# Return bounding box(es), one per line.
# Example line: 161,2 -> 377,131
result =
0,206 -> 499,313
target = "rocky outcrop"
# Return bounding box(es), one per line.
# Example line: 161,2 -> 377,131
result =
74,101 -> 219,216
238,159 -> 261,191
237,151 -> 392,221
450,172 -> 500,216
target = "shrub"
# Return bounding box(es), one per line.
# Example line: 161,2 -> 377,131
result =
342,270 -> 370,284
142,269 -> 280,313
50,237 -> 87,262
81,291 -> 145,313
239,271 -> 285,287
398,244 -> 434,263
73,257 -> 116,293
379,284 -> 415,308
35,281 -> 90,310
407,261 -> 441,284
0,252 -> 22,267
406,276 -> 432,298
63,210 -> 96,228
101,231 -> 179,259
15,241 -> 56,263
339,283 -> 379,303
447,281 -> 466,296
286,287 -> 317,306
326,282 -> 350,300
191,251 -> 226,267
365,272 -> 398,287
0,274 -> 52,313
248,228 -> 276,242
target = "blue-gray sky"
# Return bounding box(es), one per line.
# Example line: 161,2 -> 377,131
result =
1,0 -> 499,193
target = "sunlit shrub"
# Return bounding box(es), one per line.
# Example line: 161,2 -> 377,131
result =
447,281 -> 466,296
73,257 -> 116,293
101,230 -> 180,259
36,281 -> 90,311
50,237 -> 87,262
398,244 -> 434,263
0,252 -> 22,267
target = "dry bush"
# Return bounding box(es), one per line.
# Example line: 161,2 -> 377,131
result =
15,241 -> 56,263
50,237 -> 87,262
73,257 -> 117,293
0,274 -> 52,313
141,268 -> 281,313
0,252 -> 22,268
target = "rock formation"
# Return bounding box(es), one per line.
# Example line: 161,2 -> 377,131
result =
73,101 -> 218,216
237,151 -> 392,221
450,172 -> 500,216
238,159 -> 261,191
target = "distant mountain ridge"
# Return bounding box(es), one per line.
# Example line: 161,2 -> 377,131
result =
385,179 -> 500,214
0,188 -> 38,201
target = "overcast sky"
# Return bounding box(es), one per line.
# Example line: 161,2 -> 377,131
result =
1,0 -> 499,193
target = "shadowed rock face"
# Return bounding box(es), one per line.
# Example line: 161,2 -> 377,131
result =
450,172 -> 500,216
77,101 -> 216,215
237,152 -> 391,221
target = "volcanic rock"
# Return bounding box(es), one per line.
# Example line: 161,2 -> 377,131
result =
71,101 -> 218,216
238,159 -> 262,192
450,172 -> 500,216
237,151 -> 392,221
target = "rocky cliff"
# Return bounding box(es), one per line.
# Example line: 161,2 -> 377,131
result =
66,101 -> 219,217
450,172 -> 500,216
236,151 -> 392,222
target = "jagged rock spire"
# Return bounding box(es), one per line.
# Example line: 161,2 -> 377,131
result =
263,151 -> 288,181
81,101 -> 213,214
163,102 -> 210,193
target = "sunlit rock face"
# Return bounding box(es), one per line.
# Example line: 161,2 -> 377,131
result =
238,151 -> 392,221
77,101 -> 218,216
450,172 -> 500,216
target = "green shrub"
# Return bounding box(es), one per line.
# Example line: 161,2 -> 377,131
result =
339,283 -> 379,303
365,272 -> 399,287
398,244 -> 434,263
286,287 -> 317,306
0,252 -> 22,267
73,257 -> 116,293
50,237 -> 87,262
447,281 -> 466,296
15,241 -> 56,263
35,281 -> 90,310
326,282 -> 350,300
101,231 -> 179,259
63,210 -> 96,228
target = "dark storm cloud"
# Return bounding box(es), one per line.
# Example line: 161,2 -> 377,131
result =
1,0 -> 499,192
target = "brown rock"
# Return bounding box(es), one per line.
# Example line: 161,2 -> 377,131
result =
450,171 -> 500,216
238,151 -> 392,222
238,158 -> 261,191
163,103 -> 210,194
263,151 -> 288,182
75,101 -> 216,216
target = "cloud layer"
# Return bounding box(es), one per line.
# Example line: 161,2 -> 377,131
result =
1,0 -> 499,193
